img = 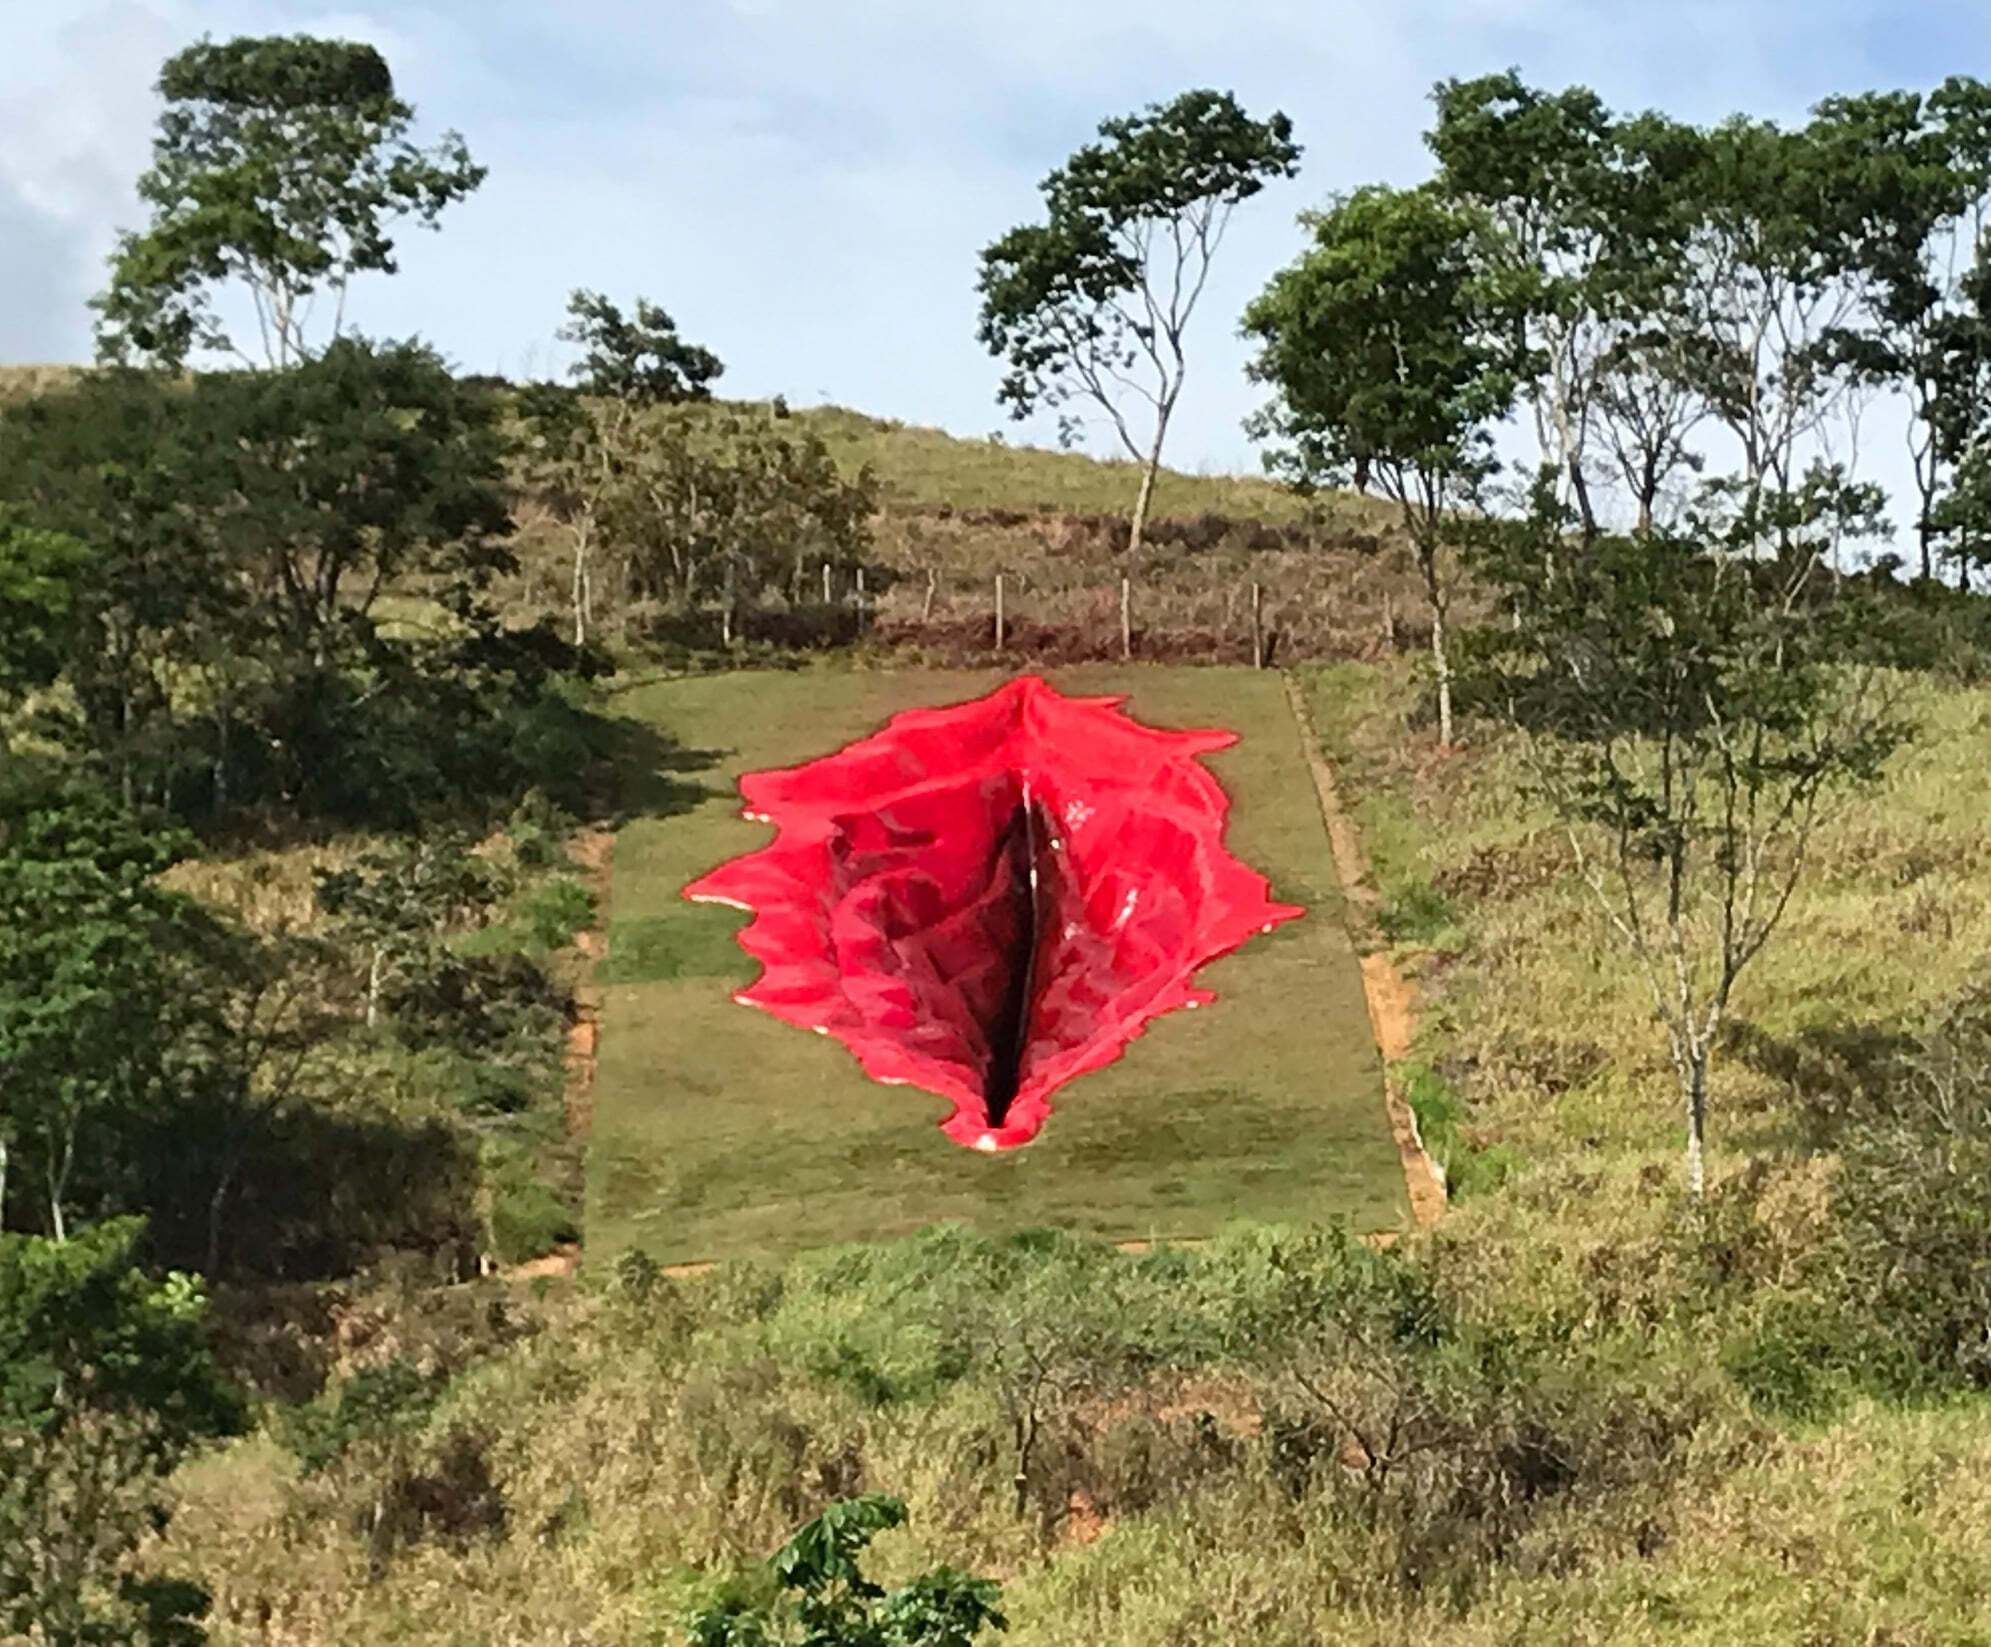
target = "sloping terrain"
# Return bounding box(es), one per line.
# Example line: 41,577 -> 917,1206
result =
587,665 -> 1407,1262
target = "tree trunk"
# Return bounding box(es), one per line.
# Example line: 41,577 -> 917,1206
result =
206,1159 -> 239,1278
1421,546 -> 1455,746
1432,606 -> 1454,747
1128,421 -> 1168,559
1685,1052 -> 1708,1198
0,1134 -> 8,1229
571,531 -> 590,647
367,948 -> 384,1031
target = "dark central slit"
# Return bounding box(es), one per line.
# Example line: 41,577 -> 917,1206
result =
980,794 -> 1044,1126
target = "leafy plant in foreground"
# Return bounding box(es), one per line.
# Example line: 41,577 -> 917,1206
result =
685,1493 -> 1005,1647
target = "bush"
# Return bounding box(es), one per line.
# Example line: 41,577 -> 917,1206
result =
1377,879 -> 1463,948
1710,977 -> 1991,1412
682,1493 -> 1004,1646
487,1157 -> 580,1265
517,875 -> 595,951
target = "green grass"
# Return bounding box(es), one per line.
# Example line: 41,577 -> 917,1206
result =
586,664 -> 1407,1263
773,403 -> 1337,523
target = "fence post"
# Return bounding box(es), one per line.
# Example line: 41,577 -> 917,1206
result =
822,561 -> 833,604
1250,581 -> 1264,669
854,565 -> 866,622
922,567 -> 937,624
1120,575 -> 1132,660
995,572 -> 1006,653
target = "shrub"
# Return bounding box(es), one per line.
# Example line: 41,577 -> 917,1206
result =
681,1493 -> 1004,1647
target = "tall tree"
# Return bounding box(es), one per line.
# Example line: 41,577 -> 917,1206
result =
1813,79 -> 1991,580
978,88 -> 1300,557
1243,185 -> 1515,744
1427,72 -> 1621,534
93,34 -> 484,368
518,290 -> 726,646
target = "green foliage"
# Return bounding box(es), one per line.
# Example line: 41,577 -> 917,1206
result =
1243,181 -> 1516,738
94,34 -> 484,367
1375,879 -> 1462,949
486,1163 -> 579,1266
1458,497 -> 1914,1190
519,385 -> 879,651
505,789 -> 580,870
314,831 -> 511,1029
1400,1061 -> 1517,1200
281,1357 -> 442,1478
0,787 -> 225,1238
560,289 -> 723,406
204,336 -> 515,656
684,1494 -> 1005,1647
514,875 -> 596,952
1244,184 -> 1514,502
0,1218 -> 242,1644
978,88 -> 1298,549
0,507 -> 94,700
0,344 -> 568,827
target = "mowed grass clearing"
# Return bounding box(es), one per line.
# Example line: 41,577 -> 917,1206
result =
586,665 -> 1408,1263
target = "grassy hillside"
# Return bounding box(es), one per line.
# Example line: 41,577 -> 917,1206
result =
150,653 -> 1991,1645
4,364 -> 1426,664
587,666 -> 1406,1264
15,357 -> 1991,1640
776,402 -> 1339,523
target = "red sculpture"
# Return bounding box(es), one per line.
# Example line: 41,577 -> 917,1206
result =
683,676 -> 1303,1150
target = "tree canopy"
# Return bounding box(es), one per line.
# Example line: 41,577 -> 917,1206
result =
93,34 -> 484,368
977,87 -> 1300,556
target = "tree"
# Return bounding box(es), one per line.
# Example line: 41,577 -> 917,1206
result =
977,88 -> 1300,558
561,289 -> 723,405
0,790 -> 225,1242
201,337 -> 514,672
0,346 -> 522,820
622,406 -> 877,632
522,289 -> 728,645
1243,184 -> 1516,744
0,509 -> 94,703
1427,72 -> 1623,536
313,831 -> 510,1030
1459,497 -> 1910,1195
0,1217 -> 243,1644
94,34 -> 485,368
0,371 -> 237,807
685,1494 -> 1006,1647
1811,79 -> 1991,581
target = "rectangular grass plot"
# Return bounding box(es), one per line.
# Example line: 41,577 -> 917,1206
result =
586,667 -> 1408,1263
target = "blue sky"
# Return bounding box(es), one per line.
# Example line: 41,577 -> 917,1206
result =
3,0 -> 1988,493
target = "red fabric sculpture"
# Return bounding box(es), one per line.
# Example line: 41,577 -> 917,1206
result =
682,676 -> 1303,1150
